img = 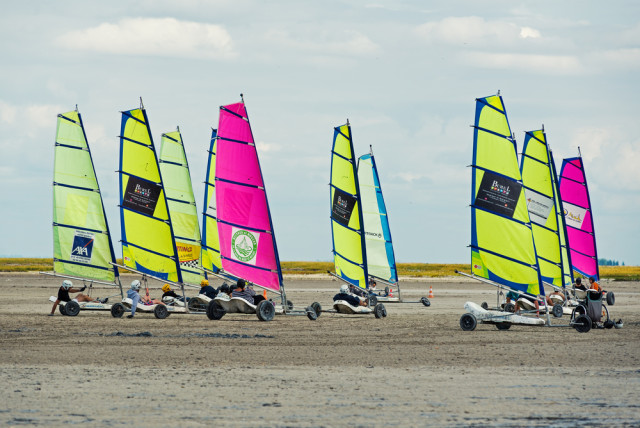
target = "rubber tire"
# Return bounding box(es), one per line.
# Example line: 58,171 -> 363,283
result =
374,303 -> 385,319
601,304 -> 609,324
481,302 -> 489,310
460,313 -> 477,331
504,303 -> 515,313
256,300 -> 275,322
59,304 -> 67,316
206,301 -> 226,320
154,305 -> 169,319
496,322 -> 511,330
552,304 -> 564,318
111,303 -> 125,318
286,300 -> 294,311
421,297 -> 431,307
368,295 -> 378,307
188,299 -> 204,312
573,314 -> 592,333
606,291 -> 615,306
311,302 -> 322,318
65,301 -> 80,317
306,306 -> 318,320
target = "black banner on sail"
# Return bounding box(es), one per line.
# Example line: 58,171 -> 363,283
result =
332,188 -> 357,227
474,171 -> 522,218
122,176 -> 161,217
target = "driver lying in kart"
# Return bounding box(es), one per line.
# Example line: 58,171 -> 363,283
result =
49,279 -> 105,316
126,280 -> 164,318
231,279 -> 266,306
333,284 -> 367,307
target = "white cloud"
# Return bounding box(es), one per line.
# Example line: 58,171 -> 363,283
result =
587,48 -> 640,71
461,52 -> 583,75
0,101 -> 17,124
570,128 -> 640,191
520,27 -> 541,39
55,17 -> 235,59
255,141 -> 282,153
265,29 -> 379,57
415,16 -> 542,46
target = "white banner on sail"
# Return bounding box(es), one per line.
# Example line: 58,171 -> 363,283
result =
524,189 -> 554,226
563,201 -> 587,229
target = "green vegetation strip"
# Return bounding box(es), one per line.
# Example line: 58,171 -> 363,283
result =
3,258 -> 637,280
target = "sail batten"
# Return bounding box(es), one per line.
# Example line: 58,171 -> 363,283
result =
470,94 -> 543,296
52,110 -> 119,284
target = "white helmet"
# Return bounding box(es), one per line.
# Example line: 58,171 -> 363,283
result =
339,284 -> 349,294
130,280 -> 141,290
62,279 -> 72,290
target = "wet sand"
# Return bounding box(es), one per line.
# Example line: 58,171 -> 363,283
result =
1,273 -> 639,427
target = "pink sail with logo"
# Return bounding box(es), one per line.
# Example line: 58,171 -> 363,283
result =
215,101 -> 283,293
558,155 -> 599,281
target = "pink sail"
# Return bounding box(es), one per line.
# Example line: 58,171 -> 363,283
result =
558,157 -> 599,280
215,102 -> 282,292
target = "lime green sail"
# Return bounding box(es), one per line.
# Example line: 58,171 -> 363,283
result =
330,122 -> 368,289
520,129 -> 563,287
201,129 -> 222,272
470,94 -> 543,296
118,106 -> 182,283
159,128 -> 205,286
53,109 -> 120,284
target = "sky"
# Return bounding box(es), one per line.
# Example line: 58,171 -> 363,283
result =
1,1 -> 639,265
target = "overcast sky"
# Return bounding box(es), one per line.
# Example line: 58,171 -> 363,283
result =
1,1 -> 638,265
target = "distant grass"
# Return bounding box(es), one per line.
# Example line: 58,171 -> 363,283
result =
281,262 -> 471,277
598,266 -> 640,281
2,258 -> 638,280
0,258 -> 53,272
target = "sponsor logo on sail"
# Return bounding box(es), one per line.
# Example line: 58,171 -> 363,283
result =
70,230 -> 94,263
231,228 -> 259,264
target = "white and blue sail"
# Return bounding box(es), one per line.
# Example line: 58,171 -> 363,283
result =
357,148 -> 398,284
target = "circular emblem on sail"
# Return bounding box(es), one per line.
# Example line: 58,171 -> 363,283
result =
231,229 -> 258,264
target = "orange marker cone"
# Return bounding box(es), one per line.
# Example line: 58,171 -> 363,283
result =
428,286 -> 434,299
263,289 -> 267,299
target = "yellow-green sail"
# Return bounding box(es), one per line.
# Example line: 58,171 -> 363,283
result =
330,123 -> 368,289
53,109 -> 119,283
201,129 -> 222,272
470,94 -> 542,296
118,106 -> 182,283
520,129 -> 563,287
159,128 -> 205,286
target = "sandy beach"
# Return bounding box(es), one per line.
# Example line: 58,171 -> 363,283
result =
1,273 -> 639,427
